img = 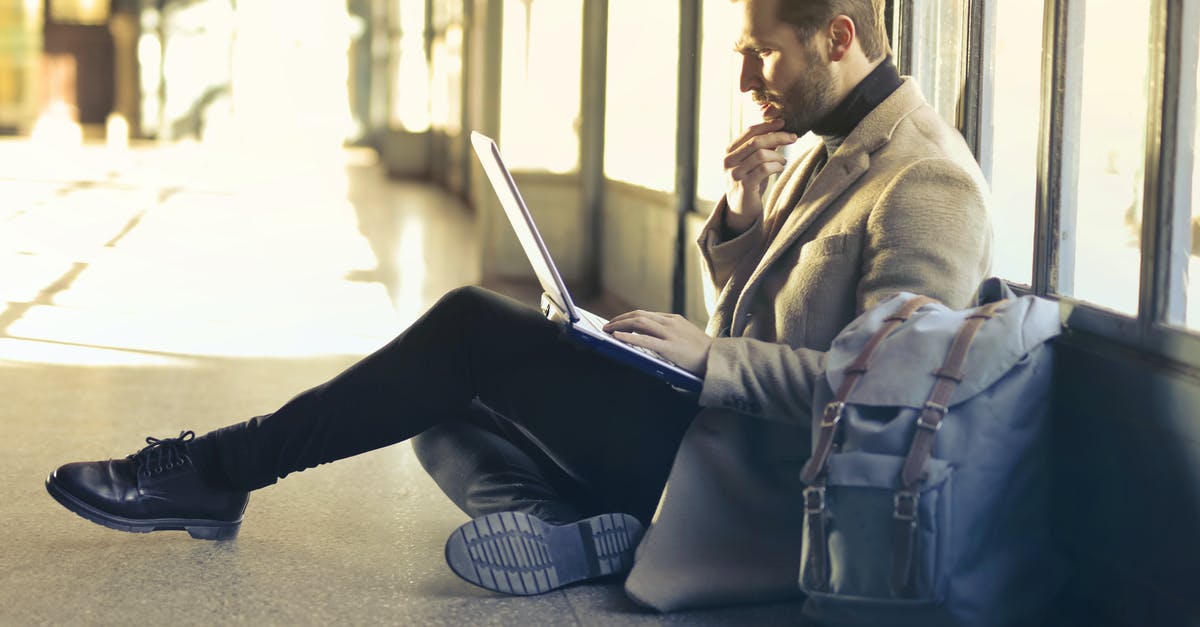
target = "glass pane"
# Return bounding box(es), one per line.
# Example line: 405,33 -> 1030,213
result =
430,23 -> 463,137
391,0 -> 431,132
498,0 -> 582,172
695,0 -> 751,203
1186,47 -> 1200,328
603,0 -> 678,191
1069,2 -> 1152,314
909,0 -> 967,128
987,0 -> 1043,285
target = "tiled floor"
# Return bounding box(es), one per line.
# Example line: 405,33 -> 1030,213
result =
0,140 -> 805,625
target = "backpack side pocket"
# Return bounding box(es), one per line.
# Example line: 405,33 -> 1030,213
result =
800,450 -> 954,606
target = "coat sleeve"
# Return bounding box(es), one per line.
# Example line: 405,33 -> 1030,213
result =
696,199 -> 764,297
697,158 -> 992,424
858,157 -> 992,310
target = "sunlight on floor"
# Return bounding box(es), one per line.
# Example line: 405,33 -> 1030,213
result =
0,139 -> 436,366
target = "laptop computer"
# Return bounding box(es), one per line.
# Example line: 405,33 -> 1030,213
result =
470,131 -> 703,393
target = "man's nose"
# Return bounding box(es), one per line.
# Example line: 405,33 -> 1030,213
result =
739,56 -> 763,93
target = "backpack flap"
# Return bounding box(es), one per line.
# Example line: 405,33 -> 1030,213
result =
824,293 -> 1061,410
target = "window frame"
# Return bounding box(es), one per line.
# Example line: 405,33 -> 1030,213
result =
998,0 -> 1200,368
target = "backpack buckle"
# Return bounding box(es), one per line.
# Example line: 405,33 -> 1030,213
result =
804,486 -> 826,515
893,490 -> 919,523
820,402 -> 845,428
916,402 -> 947,431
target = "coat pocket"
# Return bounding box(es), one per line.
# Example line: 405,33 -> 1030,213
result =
799,451 -> 954,606
798,233 -> 847,262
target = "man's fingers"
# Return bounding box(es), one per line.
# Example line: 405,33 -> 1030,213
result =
725,146 -> 787,173
612,330 -> 667,354
605,310 -> 675,326
732,157 -> 786,186
724,131 -> 798,168
604,315 -> 670,339
726,118 -> 785,151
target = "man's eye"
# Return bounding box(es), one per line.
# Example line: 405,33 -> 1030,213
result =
756,48 -> 774,58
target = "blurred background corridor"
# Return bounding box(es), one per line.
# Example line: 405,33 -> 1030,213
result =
0,0 -> 806,623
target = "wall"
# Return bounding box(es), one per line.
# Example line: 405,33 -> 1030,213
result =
1052,332 -> 1200,626
600,181 -> 678,313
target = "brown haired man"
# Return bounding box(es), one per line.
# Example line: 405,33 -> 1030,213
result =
621,0 -> 990,609
46,0 -> 990,611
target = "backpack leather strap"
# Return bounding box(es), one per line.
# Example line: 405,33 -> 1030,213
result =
800,295 -> 937,485
890,300 -> 1005,596
798,295 -> 936,592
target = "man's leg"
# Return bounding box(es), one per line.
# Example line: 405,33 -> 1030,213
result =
47,286 -> 696,546
187,286 -> 697,496
411,401 -> 590,526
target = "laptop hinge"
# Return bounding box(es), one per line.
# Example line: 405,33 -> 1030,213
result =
540,293 -> 575,324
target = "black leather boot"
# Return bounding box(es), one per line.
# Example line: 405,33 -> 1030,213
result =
45,431 -> 248,540
444,511 -> 644,595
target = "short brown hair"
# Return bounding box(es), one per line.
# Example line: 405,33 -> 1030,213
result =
777,0 -> 891,61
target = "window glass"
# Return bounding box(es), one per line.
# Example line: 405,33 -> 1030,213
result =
696,0 -> 752,203
498,0 -> 583,172
603,0 -> 678,191
908,0 -> 967,128
391,0 -> 430,132
1068,2 -> 1152,314
430,23 -> 463,136
1186,50 -> 1200,328
987,0 -> 1043,285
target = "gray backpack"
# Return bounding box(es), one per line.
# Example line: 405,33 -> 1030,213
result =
797,279 -> 1067,627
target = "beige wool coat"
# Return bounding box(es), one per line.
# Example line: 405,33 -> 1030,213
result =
623,79 -> 993,611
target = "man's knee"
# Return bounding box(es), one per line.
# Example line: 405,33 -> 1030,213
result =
434,285 -> 493,314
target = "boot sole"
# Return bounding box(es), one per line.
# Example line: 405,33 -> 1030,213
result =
45,474 -> 241,541
444,511 -> 643,596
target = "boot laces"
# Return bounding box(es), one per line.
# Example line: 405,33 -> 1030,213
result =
129,430 -> 195,477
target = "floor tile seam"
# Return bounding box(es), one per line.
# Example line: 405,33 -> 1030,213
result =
560,587 -> 587,627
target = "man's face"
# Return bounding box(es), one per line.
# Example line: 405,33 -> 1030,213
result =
735,0 -> 841,136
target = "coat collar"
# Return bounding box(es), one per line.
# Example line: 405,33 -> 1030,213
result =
727,78 -> 929,336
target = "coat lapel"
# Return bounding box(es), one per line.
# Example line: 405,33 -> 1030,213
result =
725,79 -> 928,335
727,150 -> 870,334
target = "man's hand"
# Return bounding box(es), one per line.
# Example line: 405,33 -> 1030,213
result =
723,118 -> 798,233
603,311 -> 712,377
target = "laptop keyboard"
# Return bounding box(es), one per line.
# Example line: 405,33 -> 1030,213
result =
578,309 -> 678,366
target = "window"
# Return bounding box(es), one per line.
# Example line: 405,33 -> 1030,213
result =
1186,48 -> 1200,329
391,0 -> 430,132
986,0 -> 1043,286
695,0 -> 751,203
603,0 -> 678,191
1067,1 -> 1153,315
498,0 -> 583,172
429,3 -> 464,137
907,0 -> 968,128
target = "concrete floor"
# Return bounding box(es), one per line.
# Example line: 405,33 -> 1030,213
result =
0,140 -> 805,625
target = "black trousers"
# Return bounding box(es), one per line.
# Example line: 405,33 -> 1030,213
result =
190,287 -> 700,525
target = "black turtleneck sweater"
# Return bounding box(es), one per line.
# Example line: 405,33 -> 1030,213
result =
813,56 -> 903,157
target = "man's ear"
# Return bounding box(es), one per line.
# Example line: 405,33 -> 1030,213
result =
827,15 -> 855,62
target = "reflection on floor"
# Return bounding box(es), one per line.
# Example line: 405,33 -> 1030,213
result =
0,139 -> 804,625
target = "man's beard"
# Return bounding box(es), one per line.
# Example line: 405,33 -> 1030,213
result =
755,56 -> 840,136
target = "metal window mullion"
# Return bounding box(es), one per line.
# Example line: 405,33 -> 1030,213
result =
1033,0 -> 1084,297
894,0 -> 914,75
671,0 -> 700,315
580,0 -> 608,293
960,0 -> 995,181
1139,0 -> 1198,326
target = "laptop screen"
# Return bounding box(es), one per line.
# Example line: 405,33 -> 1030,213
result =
470,132 -> 578,321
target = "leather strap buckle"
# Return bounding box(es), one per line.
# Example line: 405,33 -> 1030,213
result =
803,486 -> 826,515
916,402 -> 947,431
893,490 -> 919,523
820,402 -> 845,428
